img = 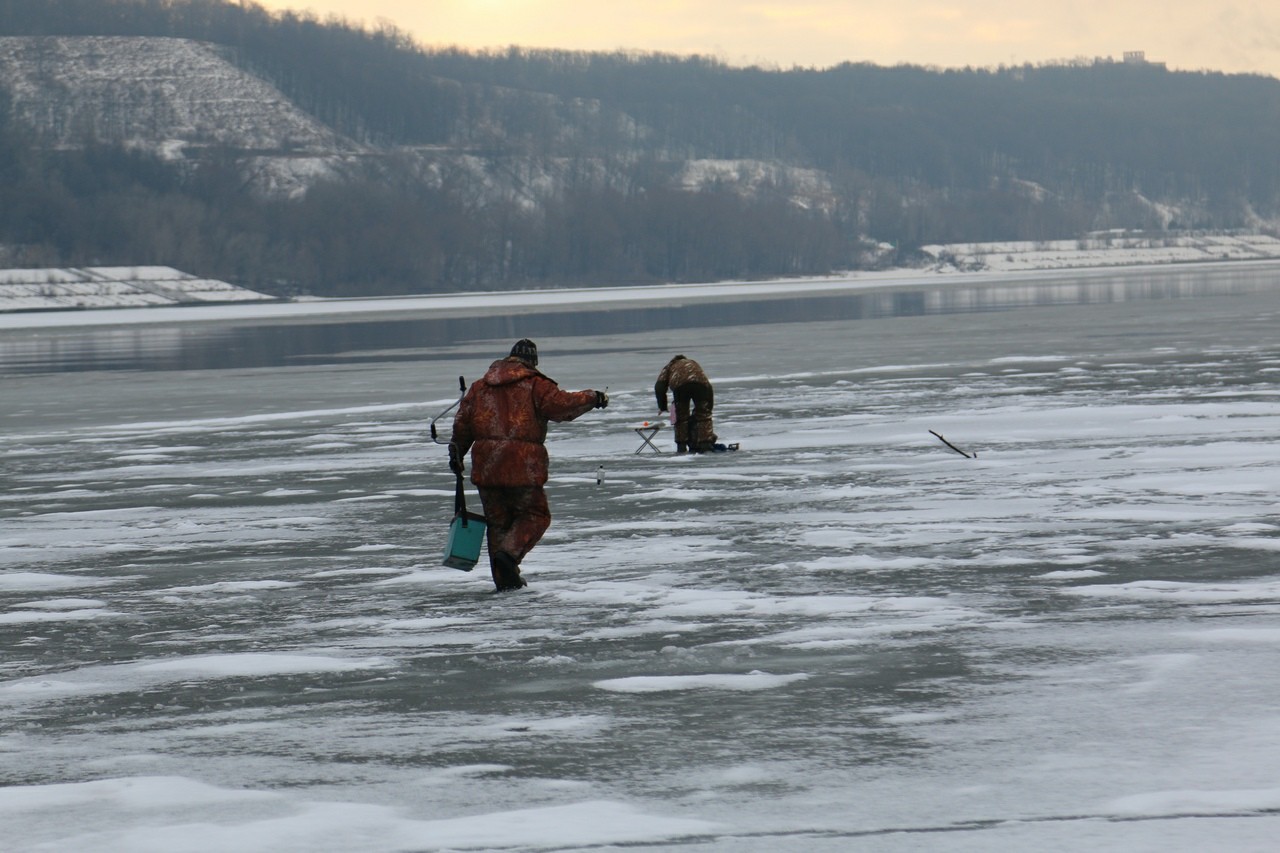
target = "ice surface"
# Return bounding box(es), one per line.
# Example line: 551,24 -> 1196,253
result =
3,266 -> 1280,850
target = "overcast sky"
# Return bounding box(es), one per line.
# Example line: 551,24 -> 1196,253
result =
253,1 -> 1280,79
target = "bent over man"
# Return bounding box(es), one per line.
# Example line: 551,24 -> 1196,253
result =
449,339 -> 608,592
655,354 -> 716,453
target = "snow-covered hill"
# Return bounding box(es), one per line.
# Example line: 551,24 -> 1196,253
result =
0,36 -> 353,154
0,35 -> 366,197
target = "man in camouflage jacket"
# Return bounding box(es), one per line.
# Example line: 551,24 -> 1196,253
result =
450,339 -> 607,591
654,354 -> 716,453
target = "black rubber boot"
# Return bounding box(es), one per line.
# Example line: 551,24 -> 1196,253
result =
492,551 -> 527,592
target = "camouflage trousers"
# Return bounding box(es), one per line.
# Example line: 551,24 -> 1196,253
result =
672,381 -> 716,451
477,484 -> 551,570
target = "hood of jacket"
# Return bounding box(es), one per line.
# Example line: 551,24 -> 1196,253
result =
483,356 -> 545,387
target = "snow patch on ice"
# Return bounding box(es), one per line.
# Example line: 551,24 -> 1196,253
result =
1108,786 -> 1280,816
154,580 -> 298,595
594,671 -> 810,693
0,572 -> 100,591
19,597 -> 108,609
133,653 -> 394,677
1039,569 -> 1106,579
1181,628 -> 1280,644
1066,579 -> 1280,603
0,608 -> 120,624
0,776 -> 720,852
0,654 -> 395,704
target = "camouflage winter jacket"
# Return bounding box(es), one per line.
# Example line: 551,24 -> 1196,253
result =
450,357 -> 597,487
654,355 -> 711,410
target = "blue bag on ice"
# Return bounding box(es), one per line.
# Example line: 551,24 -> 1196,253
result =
443,472 -> 486,571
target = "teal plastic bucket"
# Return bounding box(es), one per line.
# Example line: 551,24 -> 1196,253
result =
443,510 -> 486,570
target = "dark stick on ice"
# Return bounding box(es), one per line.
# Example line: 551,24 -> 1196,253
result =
929,430 -> 976,459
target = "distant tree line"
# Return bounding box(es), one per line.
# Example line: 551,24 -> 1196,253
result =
0,103 -> 854,294
2,0 -> 1279,295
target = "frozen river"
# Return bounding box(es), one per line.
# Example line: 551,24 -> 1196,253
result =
3,265 -> 1280,851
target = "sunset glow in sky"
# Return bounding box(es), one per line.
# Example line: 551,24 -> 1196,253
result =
251,0 -> 1280,79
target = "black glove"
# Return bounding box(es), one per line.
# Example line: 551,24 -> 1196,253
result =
448,445 -> 464,475
594,391 -> 609,409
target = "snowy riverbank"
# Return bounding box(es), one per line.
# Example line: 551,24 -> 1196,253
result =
920,232 -> 1280,272
0,266 -> 273,313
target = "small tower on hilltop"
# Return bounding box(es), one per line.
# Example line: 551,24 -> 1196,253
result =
1121,50 -> 1166,69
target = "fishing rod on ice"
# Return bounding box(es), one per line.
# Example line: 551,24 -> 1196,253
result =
429,375 -> 467,445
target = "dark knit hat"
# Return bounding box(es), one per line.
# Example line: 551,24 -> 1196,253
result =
510,338 -> 538,366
